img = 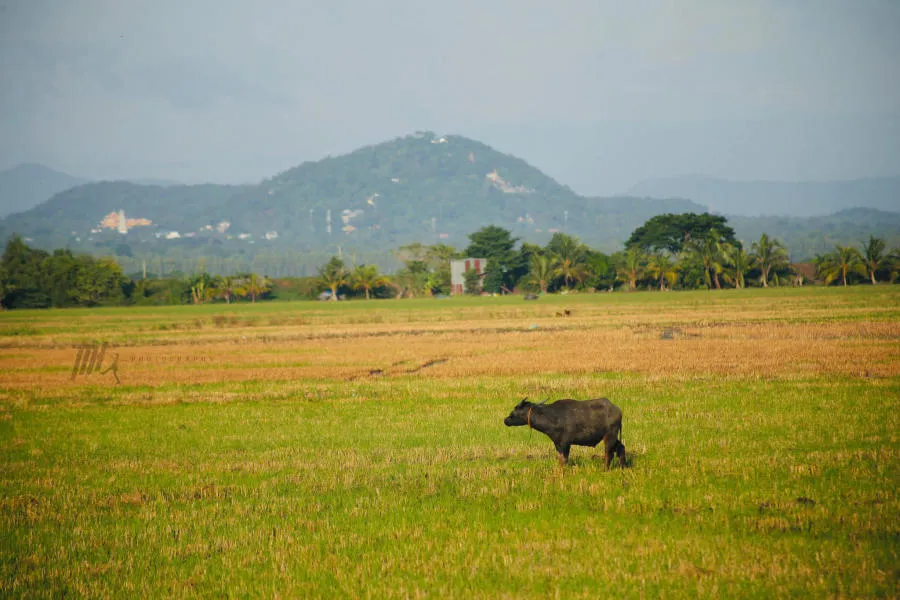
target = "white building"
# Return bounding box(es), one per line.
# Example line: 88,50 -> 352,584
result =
450,258 -> 488,295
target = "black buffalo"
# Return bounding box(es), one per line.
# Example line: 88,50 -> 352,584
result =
504,397 -> 626,467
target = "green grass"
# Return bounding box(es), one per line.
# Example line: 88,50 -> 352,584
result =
1,287 -> 898,597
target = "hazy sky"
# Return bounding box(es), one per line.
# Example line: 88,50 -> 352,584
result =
1,0 -> 898,194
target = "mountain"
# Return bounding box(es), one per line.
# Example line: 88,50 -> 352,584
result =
627,175 -> 900,217
0,133 -> 704,270
728,208 -> 900,260
0,163 -> 88,217
1,133 -> 897,275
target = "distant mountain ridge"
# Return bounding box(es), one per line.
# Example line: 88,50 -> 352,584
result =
0,164 -> 189,218
1,133 -> 898,275
628,174 -> 900,217
0,163 -> 88,218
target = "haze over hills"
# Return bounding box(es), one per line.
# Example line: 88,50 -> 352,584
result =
628,175 -> 900,217
0,163 -> 186,218
0,164 -> 88,218
1,132 -> 898,276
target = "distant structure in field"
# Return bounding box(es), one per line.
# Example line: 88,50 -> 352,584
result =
450,258 -> 488,295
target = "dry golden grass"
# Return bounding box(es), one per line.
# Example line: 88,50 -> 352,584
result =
1,318 -> 897,389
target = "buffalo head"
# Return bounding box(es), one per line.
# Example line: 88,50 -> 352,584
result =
503,398 -> 547,427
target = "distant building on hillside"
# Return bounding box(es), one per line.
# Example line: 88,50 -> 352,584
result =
450,258 -> 488,295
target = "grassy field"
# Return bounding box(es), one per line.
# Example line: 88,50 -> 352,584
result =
1,287 -> 898,597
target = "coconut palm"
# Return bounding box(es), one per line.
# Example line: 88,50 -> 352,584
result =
890,247 -> 900,283
616,247 -> 647,291
317,257 -> 349,301
860,236 -> 888,285
551,256 -> 588,291
187,272 -> 217,305
815,245 -> 866,286
750,233 -> 789,288
647,252 -> 678,291
351,264 -> 389,300
548,235 -> 588,291
527,253 -> 557,294
218,275 -> 239,304
240,272 -> 270,303
686,232 -> 725,290
721,244 -> 752,289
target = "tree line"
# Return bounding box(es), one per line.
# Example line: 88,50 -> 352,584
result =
2,213 -> 898,308
314,213 -> 899,300
0,235 -> 277,309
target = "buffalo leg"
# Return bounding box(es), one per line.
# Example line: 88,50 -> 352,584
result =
615,442 -> 626,468
555,443 -> 571,466
604,429 -> 621,469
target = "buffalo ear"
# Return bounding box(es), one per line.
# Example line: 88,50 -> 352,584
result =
517,397 -> 529,407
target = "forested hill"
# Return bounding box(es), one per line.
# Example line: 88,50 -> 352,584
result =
0,132 -> 704,270
1,132 -> 897,276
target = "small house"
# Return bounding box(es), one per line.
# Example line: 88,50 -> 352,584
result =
450,258 -> 488,295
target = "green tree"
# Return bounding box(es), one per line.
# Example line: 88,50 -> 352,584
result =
72,256 -> 128,306
463,267 -> 481,295
0,264 -> 7,309
815,245 -> 866,286
616,247 -> 647,291
546,233 -> 588,291
527,253 -> 557,294
43,249 -> 79,307
351,264 -> 389,300
721,244 -> 752,289
464,226 -> 523,291
423,244 -> 457,295
188,272 -> 217,305
860,236 -> 888,285
750,233 -> 789,288
219,275 -> 239,304
0,235 -> 50,308
551,256 -> 589,291
890,247 -> 900,283
686,231 -> 726,290
316,257 -> 349,300
647,252 -> 678,291
240,273 -> 271,303
583,250 -> 617,291
626,213 -> 737,254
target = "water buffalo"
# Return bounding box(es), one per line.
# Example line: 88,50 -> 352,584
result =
504,397 -> 626,467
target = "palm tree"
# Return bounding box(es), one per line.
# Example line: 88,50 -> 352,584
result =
351,264 -> 389,300
891,247 -> 900,283
616,247 -> 646,291
751,233 -> 789,288
187,273 -> 217,305
241,273 -> 270,303
721,244 -> 752,289
317,257 -> 349,301
551,256 -> 588,291
527,254 -> 557,294
861,236 -> 888,285
548,235 -> 588,291
686,232 -> 725,290
647,252 -> 678,291
815,245 -> 866,286
219,275 -> 238,304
